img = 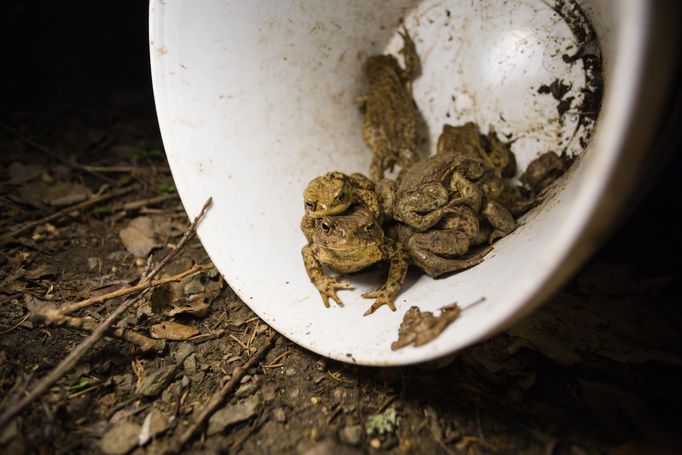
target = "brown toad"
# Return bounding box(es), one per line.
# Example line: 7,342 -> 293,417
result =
357,28 -> 420,181
302,206 -> 408,316
301,171 -> 381,241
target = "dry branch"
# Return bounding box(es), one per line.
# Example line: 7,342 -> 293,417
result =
171,330 -> 277,453
0,197 -> 213,428
60,263 -> 211,315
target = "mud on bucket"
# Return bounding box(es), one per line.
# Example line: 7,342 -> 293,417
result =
149,0 -> 679,365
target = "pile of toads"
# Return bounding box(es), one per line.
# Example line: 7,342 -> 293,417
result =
301,29 -> 568,317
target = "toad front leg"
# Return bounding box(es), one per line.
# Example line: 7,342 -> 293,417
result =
302,244 -> 352,308
362,239 -> 409,316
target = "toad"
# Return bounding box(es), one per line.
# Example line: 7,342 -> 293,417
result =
357,28 -> 420,181
302,206 -> 408,316
301,171 -> 381,241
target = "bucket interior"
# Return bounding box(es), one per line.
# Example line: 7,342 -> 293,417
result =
150,0 -> 639,365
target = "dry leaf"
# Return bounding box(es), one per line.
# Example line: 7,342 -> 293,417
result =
167,298 -> 210,318
16,181 -> 49,207
6,162 -> 45,184
24,264 -> 57,280
42,182 -> 92,206
391,303 -> 461,351
149,321 -> 199,340
119,216 -> 160,258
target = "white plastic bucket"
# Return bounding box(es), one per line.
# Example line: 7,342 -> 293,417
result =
149,1 -> 679,365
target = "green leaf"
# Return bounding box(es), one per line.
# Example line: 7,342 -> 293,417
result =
66,379 -> 90,390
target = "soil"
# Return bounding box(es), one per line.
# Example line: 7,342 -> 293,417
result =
1,87 -> 681,455
1,2 -> 681,454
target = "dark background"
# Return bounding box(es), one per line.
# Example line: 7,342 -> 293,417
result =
1,1 -> 680,277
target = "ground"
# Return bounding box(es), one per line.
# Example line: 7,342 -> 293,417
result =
0,84 -> 681,455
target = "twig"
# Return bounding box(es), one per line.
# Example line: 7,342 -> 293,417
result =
30,309 -> 165,352
145,198 -> 212,281
0,121 -> 117,185
0,197 -> 213,428
264,349 -> 291,368
60,263 -> 210,315
229,334 -> 249,350
0,312 -> 31,335
170,330 -> 277,453
0,184 -> 138,244
120,193 -> 178,211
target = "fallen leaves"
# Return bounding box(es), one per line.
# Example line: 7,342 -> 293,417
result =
391,303 -> 462,351
150,321 -> 199,341
119,216 -> 160,258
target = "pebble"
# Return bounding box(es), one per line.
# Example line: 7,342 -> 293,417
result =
183,354 -> 197,374
181,375 -> 191,388
138,410 -> 170,446
272,407 -> 287,423
370,438 -> 381,449
339,425 -> 364,446
183,277 -> 205,295
173,342 -> 194,363
285,367 -> 296,377
87,257 -> 99,270
207,395 -> 260,436
235,380 -> 258,398
100,421 -> 140,455
136,365 -> 177,397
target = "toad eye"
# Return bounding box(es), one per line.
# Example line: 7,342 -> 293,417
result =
364,223 -> 375,232
321,221 -> 332,234
305,200 -> 315,209
337,191 -> 346,201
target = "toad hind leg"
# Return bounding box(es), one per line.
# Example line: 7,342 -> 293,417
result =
407,230 -> 492,278
398,28 -> 420,87
362,239 -> 408,316
302,245 -> 352,308
483,200 -> 516,243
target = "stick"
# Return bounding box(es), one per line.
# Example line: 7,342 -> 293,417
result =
0,197 -> 212,428
0,121 -> 117,185
30,309 -> 165,352
60,263 -> 210,315
170,330 -> 277,453
0,184 -> 138,244
120,193 -> 178,211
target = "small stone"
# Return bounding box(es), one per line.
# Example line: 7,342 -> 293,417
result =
183,354 -> 197,374
310,397 -> 319,405
339,425 -> 363,446
289,389 -> 300,400
136,365 -> 177,397
183,277 -> 205,295
181,375 -> 191,388
207,395 -> 261,436
100,421 -> 141,455
87,257 -> 99,270
138,410 -> 170,446
261,384 -> 276,402
240,374 -> 252,384
235,380 -> 258,398
272,407 -> 287,423
370,438 -> 381,449
285,367 -> 296,377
